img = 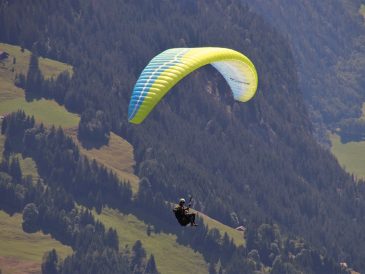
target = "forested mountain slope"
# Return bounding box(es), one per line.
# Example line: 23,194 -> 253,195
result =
0,42 -> 211,273
241,0 -> 365,142
1,111 -> 351,274
1,0 -> 365,272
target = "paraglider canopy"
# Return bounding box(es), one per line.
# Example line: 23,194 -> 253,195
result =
128,47 -> 258,124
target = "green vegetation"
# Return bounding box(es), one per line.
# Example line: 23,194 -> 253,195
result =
329,103 -> 365,180
0,98 -> 79,128
0,42 -> 72,80
2,1 -> 365,272
0,134 -> 4,159
0,42 -> 71,101
96,207 -> 208,274
198,212 -> 244,246
0,210 -> 72,265
0,128 -> 39,182
0,123 -> 65,273
67,126 -> 243,244
0,42 -> 78,128
330,133 -> 365,179
66,129 -> 139,193
70,126 -> 242,250
13,153 -> 39,183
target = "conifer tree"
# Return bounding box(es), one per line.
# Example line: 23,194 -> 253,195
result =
25,53 -> 43,98
144,255 -> 159,274
9,157 -> 22,182
42,249 -> 59,274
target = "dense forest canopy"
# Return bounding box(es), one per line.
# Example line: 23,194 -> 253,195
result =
1,0 -> 365,272
241,0 -> 365,142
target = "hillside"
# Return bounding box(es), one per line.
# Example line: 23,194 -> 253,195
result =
65,127 -> 244,247
241,0 -> 365,142
96,208 -> 209,274
65,128 -> 140,194
2,109 -> 343,272
1,0 -> 365,272
241,0 -> 365,179
0,43 -> 243,273
0,211 -> 72,274
67,127 -> 245,273
0,46 -> 76,273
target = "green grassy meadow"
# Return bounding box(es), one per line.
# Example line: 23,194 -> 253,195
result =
0,42 -> 79,128
96,208 -> 209,274
330,103 -> 365,180
0,42 -> 73,80
330,133 -> 365,180
0,98 -> 79,128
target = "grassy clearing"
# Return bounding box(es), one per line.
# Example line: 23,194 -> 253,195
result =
0,98 -> 79,128
330,133 -> 365,180
0,42 -> 78,128
66,128 -> 139,193
96,207 -> 208,274
0,42 -> 72,80
330,102 -> 365,181
0,211 -> 72,273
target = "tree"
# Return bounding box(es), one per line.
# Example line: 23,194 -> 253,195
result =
271,256 -> 299,274
131,240 -> 147,273
1,117 -> 7,134
209,262 -> 217,274
25,53 -> 43,99
144,255 -> 159,274
105,228 -> 119,251
78,109 -> 110,146
42,249 -> 59,274
9,157 -> 22,182
22,203 -> 39,233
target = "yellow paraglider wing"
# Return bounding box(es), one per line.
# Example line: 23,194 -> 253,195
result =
128,47 -> 258,124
